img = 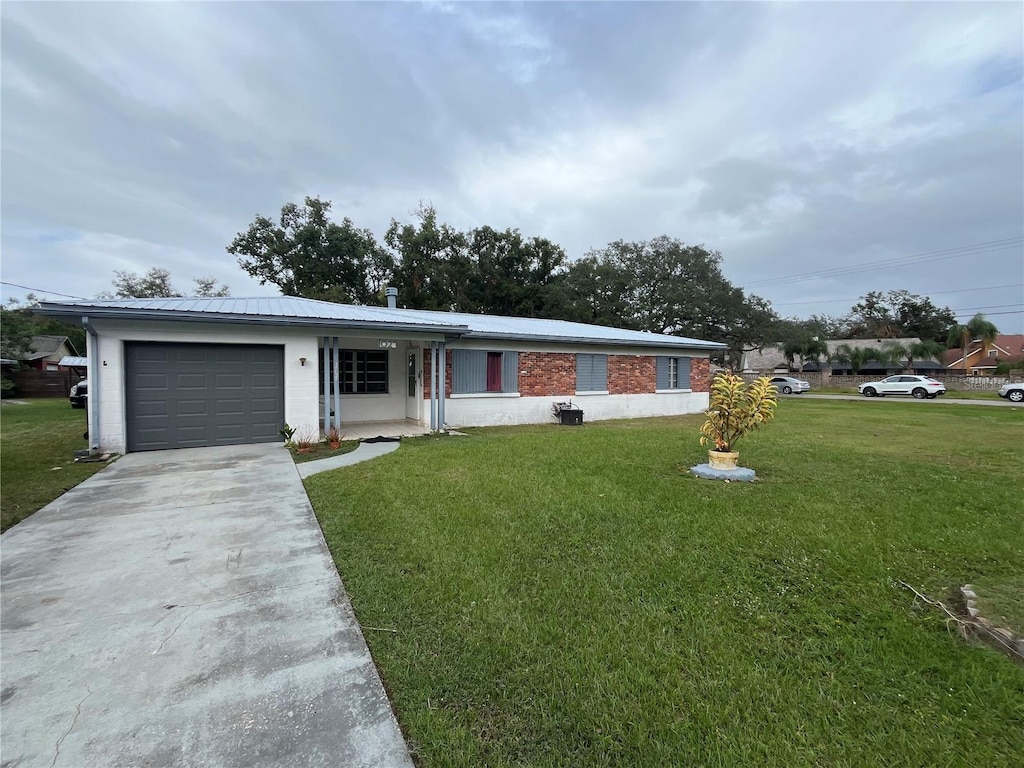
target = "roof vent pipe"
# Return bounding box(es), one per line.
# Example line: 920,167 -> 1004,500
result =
385,287 -> 398,309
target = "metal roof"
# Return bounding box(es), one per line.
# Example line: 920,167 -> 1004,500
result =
58,356 -> 89,368
37,296 -> 726,350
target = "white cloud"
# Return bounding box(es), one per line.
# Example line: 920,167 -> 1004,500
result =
1,0 -> 1021,329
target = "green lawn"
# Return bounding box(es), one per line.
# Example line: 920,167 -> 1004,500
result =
1,399 -> 107,531
306,400 -> 1024,766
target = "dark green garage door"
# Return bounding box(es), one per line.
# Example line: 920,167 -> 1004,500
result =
125,343 -> 284,452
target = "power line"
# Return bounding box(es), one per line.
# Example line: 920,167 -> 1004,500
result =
952,309 -> 1023,318
947,303 -> 1023,312
772,283 -> 1024,308
0,281 -> 85,300
742,237 -> 1024,290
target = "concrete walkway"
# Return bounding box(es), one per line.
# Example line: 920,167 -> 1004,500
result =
297,441 -> 401,479
0,444 -> 413,768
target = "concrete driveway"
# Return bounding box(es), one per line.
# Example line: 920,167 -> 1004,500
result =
1,444 -> 412,768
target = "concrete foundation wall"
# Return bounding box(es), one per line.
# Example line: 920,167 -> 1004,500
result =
443,391 -> 710,428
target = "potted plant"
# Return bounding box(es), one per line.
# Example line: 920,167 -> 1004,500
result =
292,425 -> 319,454
323,427 -> 342,450
699,372 -> 778,469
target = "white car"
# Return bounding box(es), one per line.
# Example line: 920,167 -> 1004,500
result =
858,375 -> 946,399
768,376 -> 810,394
997,382 -> 1024,403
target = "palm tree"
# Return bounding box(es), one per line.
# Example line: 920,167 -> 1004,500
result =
878,341 -> 910,372
947,313 -> 999,372
780,338 -> 829,372
906,339 -> 945,373
830,344 -> 880,375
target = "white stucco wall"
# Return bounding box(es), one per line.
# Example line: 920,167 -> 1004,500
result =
89,320 -> 321,454
442,391 -> 709,428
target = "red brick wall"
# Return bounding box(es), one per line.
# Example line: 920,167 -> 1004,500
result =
608,355 -> 656,394
422,349 -> 453,399
690,357 -> 710,392
518,352 -> 576,396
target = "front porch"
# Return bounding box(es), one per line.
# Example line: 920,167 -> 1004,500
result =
338,419 -> 431,441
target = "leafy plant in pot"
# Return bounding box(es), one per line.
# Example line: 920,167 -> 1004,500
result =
323,426 -> 343,450
699,373 -> 778,469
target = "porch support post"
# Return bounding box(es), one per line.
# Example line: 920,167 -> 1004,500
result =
429,341 -> 438,431
332,336 -> 341,431
321,336 -> 330,432
438,341 -> 446,430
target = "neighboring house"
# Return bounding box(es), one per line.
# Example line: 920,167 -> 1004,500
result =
742,337 -> 943,375
20,335 -> 81,371
944,334 -> 1024,376
38,295 -> 725,454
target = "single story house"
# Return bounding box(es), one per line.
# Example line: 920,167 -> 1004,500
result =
944,334 -> 1024,375
38,295 -> 725,454
21,335 -> 81,371
742,337 -> 944,375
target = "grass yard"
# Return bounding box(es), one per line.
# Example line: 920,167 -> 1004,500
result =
306,400 -> 1024,766
1,399 -> 107,531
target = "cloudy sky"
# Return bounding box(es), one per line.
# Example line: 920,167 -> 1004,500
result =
3,1 -> 1022,332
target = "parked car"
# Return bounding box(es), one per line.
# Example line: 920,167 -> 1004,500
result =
858,375 -> 946,399
69,379 -> 88,409
997,382 -> 1024,403
768,376 -> 810,394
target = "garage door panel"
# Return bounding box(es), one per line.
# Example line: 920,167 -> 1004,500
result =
135,347 -> 170,363
126,343 -> 284,452
175,373 -> 208,391
176,348 -> 211,364
135,374 -> 169,390
214,348 -> 244,364
215,373 -> 245,388
176,400 -> 209,417
250,398 -> 280,414
133,401 -> 169,417
214,399 -> 245,416
251,373 -> 280,389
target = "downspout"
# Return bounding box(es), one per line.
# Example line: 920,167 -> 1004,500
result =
429,342 -> 438,431
322,337 -> 330,432
82,316 -> 99,453
438,341 -> 446,430
332,336 -> 341,431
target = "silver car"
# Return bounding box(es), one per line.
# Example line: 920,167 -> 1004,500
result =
858,375 -> 946,399
997,382 -> 1024,402
769,376 -> 810,394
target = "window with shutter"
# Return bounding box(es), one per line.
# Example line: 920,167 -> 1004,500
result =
576,354 -> 608,391
453,350 -> 519,394
657,356 -> 692,390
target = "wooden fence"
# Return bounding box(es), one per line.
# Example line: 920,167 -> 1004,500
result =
7,369 -> 81,398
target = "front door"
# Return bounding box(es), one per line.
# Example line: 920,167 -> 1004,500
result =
406,349 -> 420,420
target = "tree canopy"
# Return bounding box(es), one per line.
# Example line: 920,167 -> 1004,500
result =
100,267 -> 230,299
845,290 -> 955,342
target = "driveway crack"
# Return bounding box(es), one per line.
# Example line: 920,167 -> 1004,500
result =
152,605 -> 201,655
49,688 -> 94,768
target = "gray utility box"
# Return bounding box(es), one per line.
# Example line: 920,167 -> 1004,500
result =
552,401 -> 584,425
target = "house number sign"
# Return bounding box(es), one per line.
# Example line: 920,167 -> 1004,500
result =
378,340 -> 398,349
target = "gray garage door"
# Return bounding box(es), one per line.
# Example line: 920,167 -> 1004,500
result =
125,343 -> 285,452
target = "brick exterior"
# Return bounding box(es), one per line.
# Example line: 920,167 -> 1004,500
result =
425,348 -> 710,397
518,352 -> 576,396
423,349 -> 453,399
607,355 -> 656,395
690,357 -> 710,392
